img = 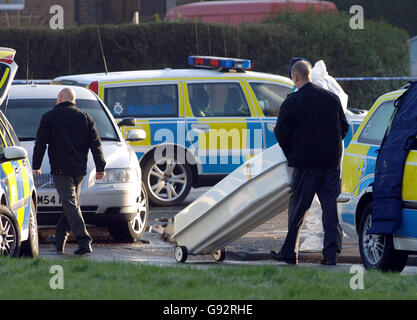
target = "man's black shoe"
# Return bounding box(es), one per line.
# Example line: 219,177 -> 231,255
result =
319,259 -> 336,266
74,244 -> 92,255
271,250 -> 297,265
48,234 -> 64,254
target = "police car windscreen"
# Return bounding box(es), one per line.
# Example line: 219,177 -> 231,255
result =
0,64 -> 11,104
0,98 -> 119,141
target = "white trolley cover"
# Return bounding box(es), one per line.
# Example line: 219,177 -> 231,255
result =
171,143 -> 292,255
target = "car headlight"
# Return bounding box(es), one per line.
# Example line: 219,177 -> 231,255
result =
96,168 -> 139,184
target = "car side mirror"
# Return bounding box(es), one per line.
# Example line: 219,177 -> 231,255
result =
126,129 -> 146,141
3,146 -> 27,161
118,117 -> 136,127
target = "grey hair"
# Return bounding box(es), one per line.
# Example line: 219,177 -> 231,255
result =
291,60 -> 312,81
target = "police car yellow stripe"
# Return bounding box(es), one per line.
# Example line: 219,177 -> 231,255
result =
241,80 -> 262,117
181,82 -> 193,117
196,119 -> 247,151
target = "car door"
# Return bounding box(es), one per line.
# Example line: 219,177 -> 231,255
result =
246,81 -> 293,149
184,80 -> 263,174
0,128 -> 26,228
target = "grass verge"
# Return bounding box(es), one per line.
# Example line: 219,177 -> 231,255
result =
1,257 -> 416,299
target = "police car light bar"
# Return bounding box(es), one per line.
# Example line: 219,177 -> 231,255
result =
188,56 -> 251,71
0,47 -> 16,64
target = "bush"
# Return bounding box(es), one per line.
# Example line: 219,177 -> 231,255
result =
0,11 -> 409,109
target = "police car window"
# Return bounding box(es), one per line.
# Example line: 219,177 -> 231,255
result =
104,84 -> 179,118
0,64 -> 10,100
0,132 -> 5,155
358,100 -> 395,145
0,112 -> 19,146
1,99 -> 119,141
250,82 -> 291,117
188,83 -> 250,117
0,122 -> 13,147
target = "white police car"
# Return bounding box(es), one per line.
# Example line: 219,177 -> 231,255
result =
0,47 -> 39,257
1,84 -> 149,242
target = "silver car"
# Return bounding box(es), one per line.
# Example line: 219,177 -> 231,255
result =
1,84 -> 149,242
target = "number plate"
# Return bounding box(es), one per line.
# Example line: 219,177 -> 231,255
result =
37,192 -> 61,206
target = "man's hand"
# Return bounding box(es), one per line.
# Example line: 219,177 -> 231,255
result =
33,169 -> 41,176
96,172 -> 105,181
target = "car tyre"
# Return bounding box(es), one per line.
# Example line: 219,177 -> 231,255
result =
213,248 -> 226,262
142,152 -> 192,207
108,181 -> 149,242
174,246 -> 188,263
20,198 -> 39,257
358,202 -> 408,272
0,205 -> 21,257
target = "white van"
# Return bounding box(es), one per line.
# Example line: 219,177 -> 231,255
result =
1,84 -> 149,242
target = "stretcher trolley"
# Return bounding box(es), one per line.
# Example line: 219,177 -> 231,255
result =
171,144 -> 292,263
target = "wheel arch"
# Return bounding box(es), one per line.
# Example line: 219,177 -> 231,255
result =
31,188 -> 37,212
355,191 -> 373,234
0,192 -> 7,206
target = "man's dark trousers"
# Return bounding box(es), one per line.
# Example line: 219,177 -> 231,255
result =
53,175 -> 92,249
280,166 -> 343,261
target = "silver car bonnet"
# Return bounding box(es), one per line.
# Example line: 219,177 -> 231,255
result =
21,140 -> 137,178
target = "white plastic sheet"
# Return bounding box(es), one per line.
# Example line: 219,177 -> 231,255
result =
311,60 -> 349,111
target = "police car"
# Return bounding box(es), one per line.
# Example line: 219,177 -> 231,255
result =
54,56 -> 362,206
0,48 -> 38,257
338,87 -> 417,272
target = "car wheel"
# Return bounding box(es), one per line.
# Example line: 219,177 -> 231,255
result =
20,198 -> 39,257
108,181 -> 149,242
213,248 -> 226,262
358,203 -> 408,272
174,246 -> 188,263
0,205 -> 21,257
143,154 -> 192,206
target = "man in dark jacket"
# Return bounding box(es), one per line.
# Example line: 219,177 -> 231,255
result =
33,88 -> 106,255
273,60 -> 349,265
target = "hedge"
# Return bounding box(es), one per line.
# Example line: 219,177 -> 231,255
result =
0,11 -> 410,109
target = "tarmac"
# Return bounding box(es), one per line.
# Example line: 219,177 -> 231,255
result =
38,187 -> 417,266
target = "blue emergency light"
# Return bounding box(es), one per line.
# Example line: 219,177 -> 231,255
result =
188,56 -> 251,71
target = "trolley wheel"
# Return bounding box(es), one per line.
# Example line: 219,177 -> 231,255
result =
174,246 -> 188,263
213,248 -> 226,262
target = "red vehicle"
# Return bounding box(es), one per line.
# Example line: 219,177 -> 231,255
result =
165,0 -> 337,25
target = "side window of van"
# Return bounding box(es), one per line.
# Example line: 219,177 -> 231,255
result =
250,82 -> 292,117
104,84 -> 179,118
188,82 -> 250,117
358,100 -> 395,145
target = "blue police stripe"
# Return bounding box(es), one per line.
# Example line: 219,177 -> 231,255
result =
395,209 -> 417,238
136,152 -> 144,160
202,156 -> 241,174
341,213 -> 355,225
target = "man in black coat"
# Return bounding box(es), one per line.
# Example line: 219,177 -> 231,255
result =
273,60 -> 349,265
32,88 -> 106,255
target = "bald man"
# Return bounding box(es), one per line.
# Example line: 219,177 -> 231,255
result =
33,87 -> 106,255
273,60 -> 349,265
